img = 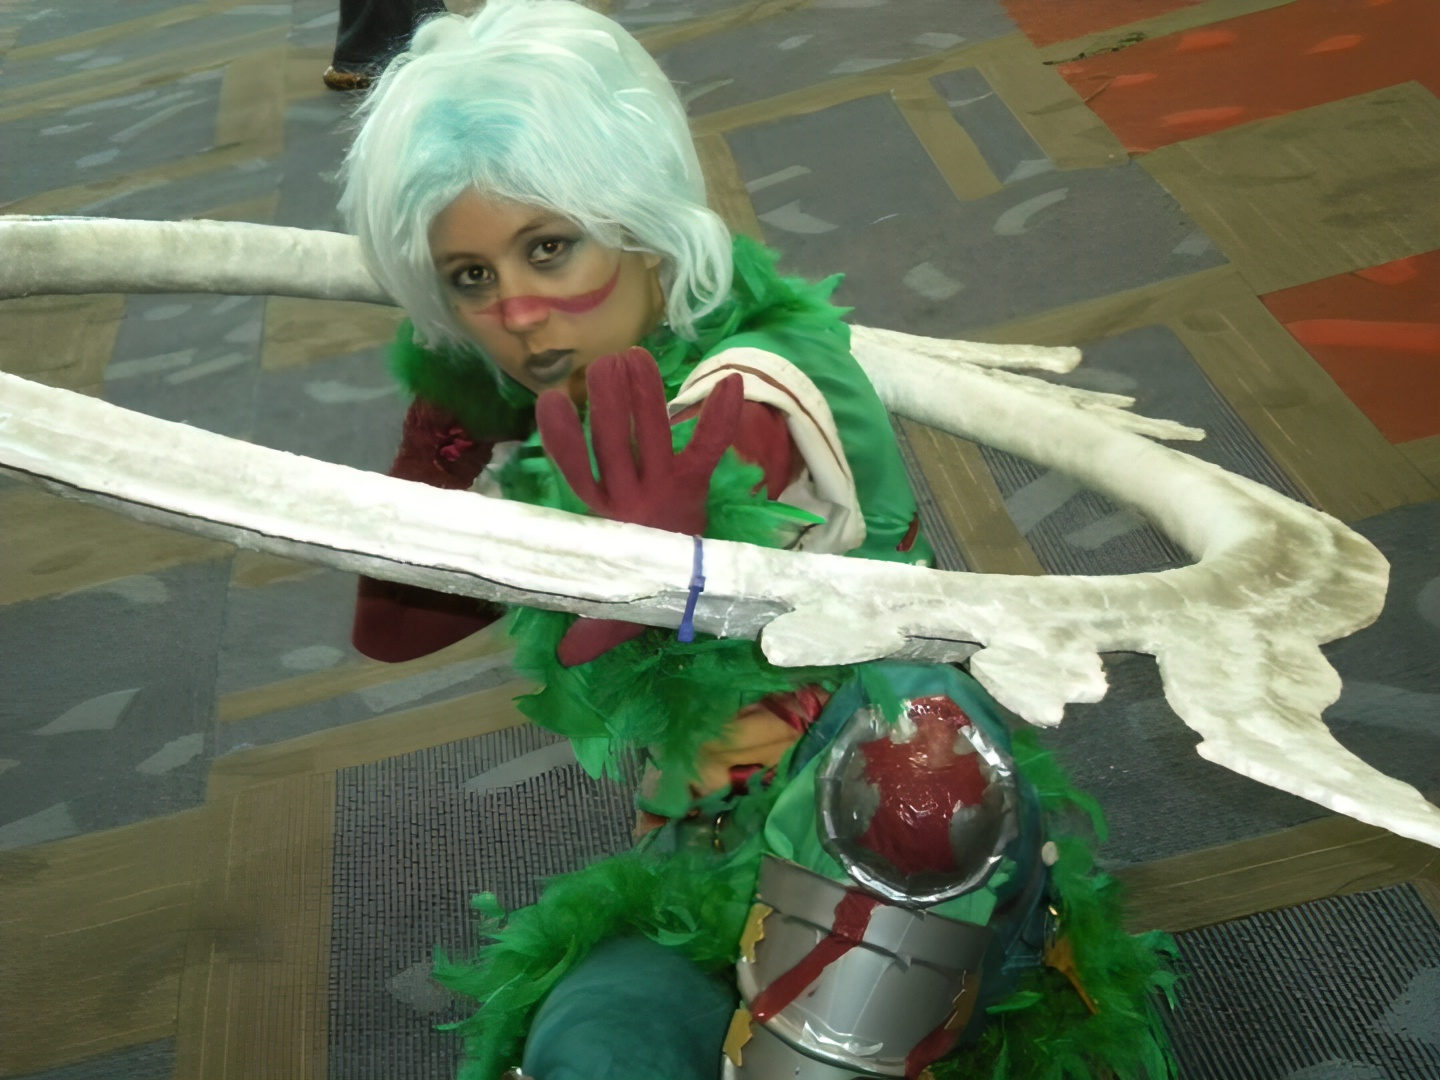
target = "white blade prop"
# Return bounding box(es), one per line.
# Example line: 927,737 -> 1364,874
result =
0,215 -> 392,303
2,216 -> 1435,849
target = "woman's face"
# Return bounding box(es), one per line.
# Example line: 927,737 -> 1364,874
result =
429,190 -> 665,403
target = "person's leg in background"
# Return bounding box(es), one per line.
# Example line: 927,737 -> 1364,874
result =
324,0 -> 448,91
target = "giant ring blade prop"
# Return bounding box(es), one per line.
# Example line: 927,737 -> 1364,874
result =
2,215 -> 1436,849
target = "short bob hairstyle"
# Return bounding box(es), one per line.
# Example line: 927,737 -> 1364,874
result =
340,0 -> 733,353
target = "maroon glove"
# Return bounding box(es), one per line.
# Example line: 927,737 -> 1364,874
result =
538,347 -> 745,533
537,347 -> 744,666
352,399 -> 503,663
676,395 -> 799,498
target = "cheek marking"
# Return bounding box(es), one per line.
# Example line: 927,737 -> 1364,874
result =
477,266 -> 622,323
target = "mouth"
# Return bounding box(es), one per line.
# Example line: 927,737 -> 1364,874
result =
524,349 -> 575,385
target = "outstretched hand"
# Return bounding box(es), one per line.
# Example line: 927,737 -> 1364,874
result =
536,347 -> 743,666
536,346 -> 744,536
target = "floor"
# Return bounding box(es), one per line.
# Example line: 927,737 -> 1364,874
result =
0,0 -> 1438,1077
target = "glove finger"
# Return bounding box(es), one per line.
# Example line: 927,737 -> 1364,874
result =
586,352 -> 642,508
624,347 -> 674,485
537,389 -> 605,511
557,617 -> 648,667
678,372 -> 744,481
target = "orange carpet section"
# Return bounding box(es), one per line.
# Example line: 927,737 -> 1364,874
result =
1263,252 -> 1440,444
1055,0 -> 1440,153
1002,0 -> 1210,47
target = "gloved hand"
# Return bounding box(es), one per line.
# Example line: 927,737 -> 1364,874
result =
536,347 -> 744,666
538,346 -> 744,533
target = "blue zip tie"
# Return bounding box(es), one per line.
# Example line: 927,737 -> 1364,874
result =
678,535 -> 705,643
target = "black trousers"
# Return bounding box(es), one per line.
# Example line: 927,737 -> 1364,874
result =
331,0 -> 447,72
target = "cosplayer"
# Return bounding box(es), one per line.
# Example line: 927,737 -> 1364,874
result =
2,1 -> 1434,1070
338,2 -> 1175,1079
4,0 -> 1433,1069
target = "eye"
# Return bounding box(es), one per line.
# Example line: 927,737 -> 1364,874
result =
530,236 -> 576,265
450,264 -> 494,291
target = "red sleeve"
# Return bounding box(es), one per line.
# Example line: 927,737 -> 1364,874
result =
353,576 -> 506,663
674,398 -> 801,497
352,399 -> 506,663
387,399 -> 495,489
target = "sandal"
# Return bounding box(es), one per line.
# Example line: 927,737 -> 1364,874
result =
323,66 -> 374,92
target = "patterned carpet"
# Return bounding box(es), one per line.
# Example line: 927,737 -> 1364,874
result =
1,0 -> 1438,1076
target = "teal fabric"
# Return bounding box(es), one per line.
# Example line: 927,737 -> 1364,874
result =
521,937 -> 736,1080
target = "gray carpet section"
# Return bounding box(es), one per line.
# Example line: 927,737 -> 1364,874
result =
217,569 -> 371,697
274,94 -> 357,232
329,725 -> 638,1080
657,0 -> 1015,117
10,1039 -> 175,1080
723,96 -> 1226,337
0,560 -> 228,849
105,292 -> 267,442
75,155 -> 285,220
979,324 -> 1309,576
1168,884 -> 1440,1080
250,346 -> 407,475
1031,493 -> 1440,866
218,650 -> 519,757
1322,500 -> 1440,805
0,68 -> 227,205
611,0 -> 750,32
288,0 -> 342,51
0,0 -> 178,49
931,67 -> 1051,185
1026,652 -> 1329,866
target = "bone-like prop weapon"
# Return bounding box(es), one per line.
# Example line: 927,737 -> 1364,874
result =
2,215 -> 1435,849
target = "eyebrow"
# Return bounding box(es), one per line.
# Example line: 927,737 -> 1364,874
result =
435,215 -> 566,266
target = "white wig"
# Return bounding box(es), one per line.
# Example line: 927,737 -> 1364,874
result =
340,0 -> 733,353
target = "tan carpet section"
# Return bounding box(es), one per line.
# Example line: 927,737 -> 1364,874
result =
0,810 -> 206,1075
1141,83 -> 1440,296
0,293 -> 125,396
0,488 -> 233,606
260,297 -> 407,372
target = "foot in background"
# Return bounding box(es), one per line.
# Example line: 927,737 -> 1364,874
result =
324,0 -> 447,90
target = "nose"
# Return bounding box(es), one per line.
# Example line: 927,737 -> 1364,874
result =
497,293 -> 551,331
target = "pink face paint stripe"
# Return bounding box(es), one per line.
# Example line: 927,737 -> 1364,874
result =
476,265 -> 622,322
